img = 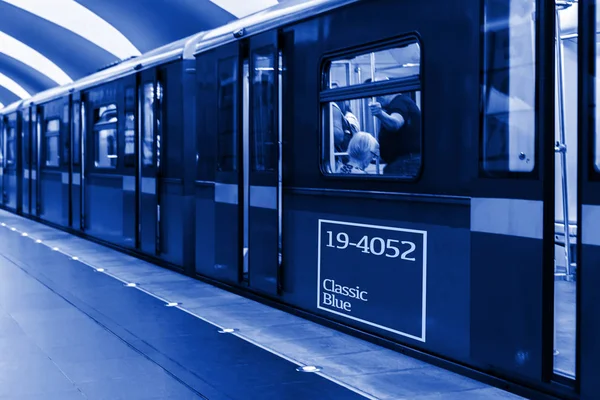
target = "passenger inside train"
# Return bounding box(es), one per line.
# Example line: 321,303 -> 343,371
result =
338,131 -> 380,174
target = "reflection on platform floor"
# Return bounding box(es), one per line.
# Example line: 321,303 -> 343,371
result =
0,209 -> 523,400
554,280 -> 576,377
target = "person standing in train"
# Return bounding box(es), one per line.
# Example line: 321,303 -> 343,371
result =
367,81 -> 421,176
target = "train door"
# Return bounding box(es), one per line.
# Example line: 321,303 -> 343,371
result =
2,115 -> 17,211
577,1 -> 600,397
122,78 -> 137,246
473,0 -> 557,386
70,93 -> 82,229
137,69 -> 162,255
199,42 -> 242,284
247,32 -> 282,295
0,116 -> 4,207
21,107 -> 31,216
33,106 -> 41,217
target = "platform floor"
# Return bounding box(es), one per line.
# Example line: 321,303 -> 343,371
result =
0,210 -> 523,400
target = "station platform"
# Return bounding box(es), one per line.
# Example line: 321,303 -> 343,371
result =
0,209 -> 523,400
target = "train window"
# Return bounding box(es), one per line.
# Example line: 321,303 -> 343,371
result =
326,43 -> 420,89
251,47 -> 277,172
481,0 -> 536,173
45,119 -> 60,167
217,57 -> 238,172
62,104 -> 70,166
93,104 -> 118,168
72,102 -> 80,165
23,113 -> 30,168
124,112 -> 135,168
7,127 -> 16,166
142,83 -> 154,167
321,42 -> 422,178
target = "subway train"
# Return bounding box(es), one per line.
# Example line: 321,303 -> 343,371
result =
1,0 -> 599,398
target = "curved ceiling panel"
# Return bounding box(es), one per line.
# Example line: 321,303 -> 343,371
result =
0,31 -> 72,84
0,53 -> 54,95
210,0 -> 278,18
3,0 -> 141,59
78,0 -> 237,53
0,1 -> 117,79
0,72 -> 30,99
0,85 -> 19,107
0,0 -> 284,109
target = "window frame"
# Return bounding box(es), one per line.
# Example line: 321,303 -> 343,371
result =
92,103 -> 119,170
478,3 -> 539,179
44,118 -> 61,168
318,34 -> 424,181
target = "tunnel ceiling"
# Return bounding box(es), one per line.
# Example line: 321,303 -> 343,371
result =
0,0 -> 282,108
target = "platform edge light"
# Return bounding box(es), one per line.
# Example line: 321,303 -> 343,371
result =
2,0 -> 141,60
0,31 -> 72,85
0,72 -> 30,99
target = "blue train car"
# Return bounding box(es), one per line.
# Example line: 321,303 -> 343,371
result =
1,0 -> 599,398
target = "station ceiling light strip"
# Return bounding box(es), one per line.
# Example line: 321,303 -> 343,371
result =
2,0 -> 141,60
0,71 -> 30,99
209,0 -> 278,18
0,31 -> 72,85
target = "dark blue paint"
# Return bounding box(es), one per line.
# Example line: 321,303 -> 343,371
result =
86,175 -> 125,244
39,171 -> 64,225
282,192 -> 471,362
195,186 -> 216,276
318,219 -> 425,340
471,232 -> 543,382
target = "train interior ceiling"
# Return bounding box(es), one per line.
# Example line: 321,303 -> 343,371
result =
1,0 -> 599,398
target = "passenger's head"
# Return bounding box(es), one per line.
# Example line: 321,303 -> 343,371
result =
347,132 -> 379,170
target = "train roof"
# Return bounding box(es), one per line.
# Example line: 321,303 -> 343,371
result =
7,0 -> 356,111
193,0 -> 358,55
0,100 -> 22,115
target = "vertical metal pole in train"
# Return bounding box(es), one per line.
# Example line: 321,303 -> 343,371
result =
370,52 -> 380,174
555,5 -> 573,280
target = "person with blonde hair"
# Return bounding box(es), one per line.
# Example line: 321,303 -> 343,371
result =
338,132 -> 379,174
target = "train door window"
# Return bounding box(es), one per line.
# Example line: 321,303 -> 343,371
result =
321,40 -> 422,178
72,102 -> 80,165
23,112 -> 30,168
141,83 -> 154,167
217,57 -> 238,172
481,0 -> 536,174
45,119 -> 60,167
62,104 -> 70,166
93,104 -> 118,168
0,123 -> 4,166
6,126 -> 15,166
124,87 -> 135,168
124,113 -> 135,167
252,46 -> 276,172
